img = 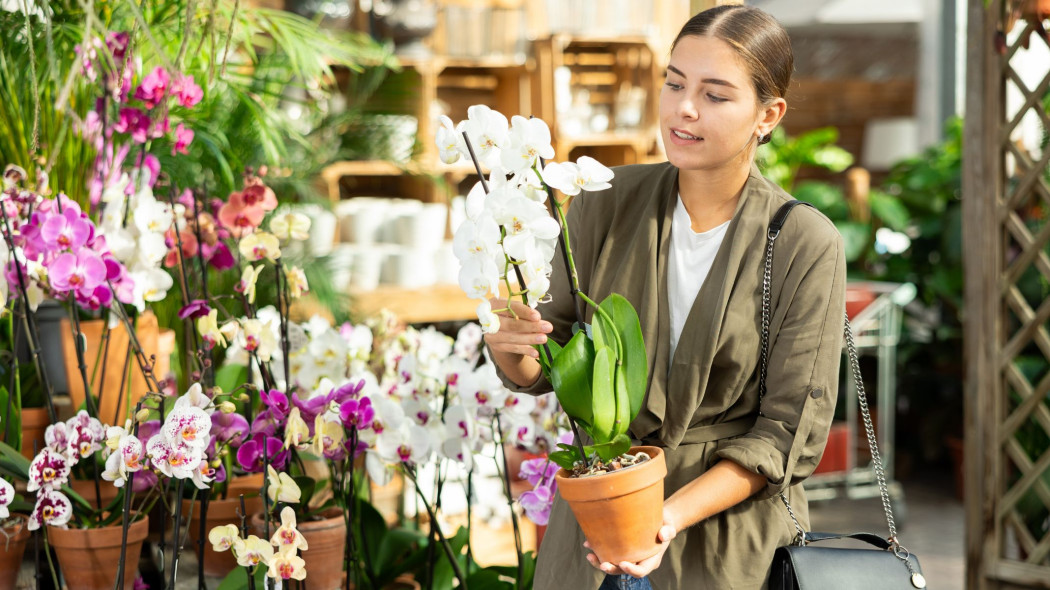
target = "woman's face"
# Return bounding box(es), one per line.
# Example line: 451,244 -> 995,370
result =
660,35 -> 773,173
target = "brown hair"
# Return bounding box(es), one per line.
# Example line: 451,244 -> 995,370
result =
672,5 -> 794,110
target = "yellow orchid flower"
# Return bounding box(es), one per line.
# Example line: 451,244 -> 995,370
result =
233,534 -> 274,568
209,524 -> 240,552
266,465 -> 301,504
270,506 -> 309,552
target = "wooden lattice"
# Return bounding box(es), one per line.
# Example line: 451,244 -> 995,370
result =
966,1 -> 1050,588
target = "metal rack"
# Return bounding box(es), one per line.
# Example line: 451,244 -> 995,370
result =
803,281 -> 917,517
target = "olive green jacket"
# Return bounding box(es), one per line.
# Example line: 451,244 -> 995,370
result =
498,161 -> 846,590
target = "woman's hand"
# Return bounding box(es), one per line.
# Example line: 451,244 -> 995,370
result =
583,508 -> 678,578
484,298 -> 552,387
483,298 -> 552,360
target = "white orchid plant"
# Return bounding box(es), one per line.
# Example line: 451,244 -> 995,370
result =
438,106 -> 649,471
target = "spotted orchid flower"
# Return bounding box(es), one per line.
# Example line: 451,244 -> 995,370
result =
27,488 -> 73,530
161,405 -> 212,452
101,432 -> 145,487
27,448 -> 71,492
66,411 -> 106,460
0,477 -> 13,519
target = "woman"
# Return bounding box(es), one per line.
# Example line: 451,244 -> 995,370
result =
487,6 -> 845,590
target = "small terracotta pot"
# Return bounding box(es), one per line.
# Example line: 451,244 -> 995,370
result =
19,407 -> 50,460
0,515 -> 31,590
70,478 -> 122,511
47,513 -> 149,590
555,446 -> 667,564
253,508 -> 347,590
845,286 -> 877,319
182,474 -> 265,578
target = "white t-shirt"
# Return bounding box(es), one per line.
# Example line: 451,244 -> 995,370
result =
668,194 -> 730,361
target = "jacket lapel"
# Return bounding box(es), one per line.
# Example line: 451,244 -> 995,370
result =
659,166 -> 769,447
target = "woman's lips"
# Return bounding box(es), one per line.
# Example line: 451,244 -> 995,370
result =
669,128 -> 702,146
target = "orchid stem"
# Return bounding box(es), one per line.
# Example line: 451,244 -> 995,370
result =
495,412 -> 524,590
406,468 -> 468,590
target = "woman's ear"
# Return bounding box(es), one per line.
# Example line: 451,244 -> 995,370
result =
756,98 -> 787,139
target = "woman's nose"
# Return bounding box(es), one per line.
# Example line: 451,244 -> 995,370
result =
677,97 -> 698,120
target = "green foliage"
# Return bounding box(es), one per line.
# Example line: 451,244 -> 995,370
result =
756,127 -> 854,192
547,294 -> 648,468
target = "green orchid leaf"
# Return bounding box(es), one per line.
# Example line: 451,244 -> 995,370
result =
590,346 -> 616,443
612,362 -> 630,439
551,330 -> 596,426
549,450 -> 577,470
537,339 -> 563,383
591,433 -> 632,462
598,294 -> 648,422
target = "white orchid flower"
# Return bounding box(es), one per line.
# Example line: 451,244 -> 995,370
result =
541,156 -> 614,196
452,215 -> 501,264
500,115 -> 554,173
436,115 -> 466,164
491,192 -> 560,261
376,422 -> 432,467
161,405 -> 212,451
132,197 -> 173,235
457,255 -> 501,301
267,551 -> 307,581
270,506 -> 309,551
0,477 -> 14,519
267,465 -> 301,504
476,300 -> 501,334
101,432 -> 145,487
462,105 -> 509,169
27,448 -> 71,492
241,318 -> 279,362
283,408 -> 310,450
269,212 -> 311,242
27,488 -> 72,530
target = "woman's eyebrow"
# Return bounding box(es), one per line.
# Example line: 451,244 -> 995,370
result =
665,64 -> 739,90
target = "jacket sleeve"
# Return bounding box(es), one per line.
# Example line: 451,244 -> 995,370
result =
714,215 -> 846,500
492,189 -> 602,395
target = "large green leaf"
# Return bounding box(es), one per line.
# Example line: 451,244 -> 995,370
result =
537,339 -> 562,383
835,222 -> 871,263
595,294 -> 648,422
589,346 -> 616,443
589,433 -> 632,463
869,190 -> 910,232
551,330 -> 596,427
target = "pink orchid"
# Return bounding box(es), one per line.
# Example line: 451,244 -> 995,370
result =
217,192 -> 265,234
172,123 -> 194,155
114,107 -> 150,143
49,250 -> 107,296
40,208 -> 93,252
134,66 -> 170,109
240,177 -> 278,211
106,32 -> 130,62
171,75 -> 203,108
519,484 -> 554,526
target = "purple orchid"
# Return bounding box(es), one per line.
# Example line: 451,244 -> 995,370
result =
211,411 -> 249,446
330,379 -> 365,406
134,67 -> 170,109
292,391 -> 331,428
519,484 -> 554,526
519,456 -> 559,487
202,241 -> 235,270
236,433 -> 288,473
178,299 -> 212,320
339,397 -> 375,431
114,107 -> 150,143
260,389 -> 291,421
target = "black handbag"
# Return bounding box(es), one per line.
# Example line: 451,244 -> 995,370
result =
760,201 -> 927,590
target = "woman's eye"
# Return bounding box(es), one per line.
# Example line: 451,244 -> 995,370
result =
664,82 -> 683,91
707,94 -> 728,103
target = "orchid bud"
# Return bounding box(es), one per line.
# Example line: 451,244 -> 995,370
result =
210,459 -> 222,468
135,408 -> 151,422
238,393 -> 251,402
219,401 -> 236,414
210,386 -> 224,397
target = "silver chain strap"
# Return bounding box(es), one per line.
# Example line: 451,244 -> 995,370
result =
760,215 -> 918,578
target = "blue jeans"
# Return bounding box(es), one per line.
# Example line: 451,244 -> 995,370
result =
598,574 -> 652,590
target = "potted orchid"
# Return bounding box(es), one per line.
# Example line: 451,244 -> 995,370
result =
438,105 -> 667,565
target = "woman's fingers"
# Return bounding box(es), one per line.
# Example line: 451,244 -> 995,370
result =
484,298 -> 553,358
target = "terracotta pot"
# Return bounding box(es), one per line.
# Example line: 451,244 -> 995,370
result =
182,474 -> 265,578
61,312 -> 172,425
253,508 -> 347,590
845,286 -> 877,319
555,446 -> 667,564
0,515 -> 31,590
47,514 -> 149,590
19,407 -> 50,460
70,478 -> 122,511
813,422 -> 849,474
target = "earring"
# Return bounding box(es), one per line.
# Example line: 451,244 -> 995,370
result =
758,132 -> 772,145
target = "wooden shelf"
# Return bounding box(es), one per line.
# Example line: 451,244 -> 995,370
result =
351,284 -> 480,324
